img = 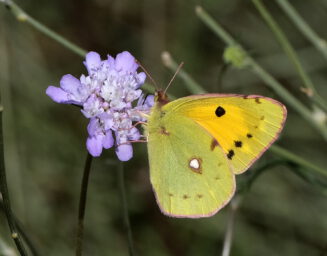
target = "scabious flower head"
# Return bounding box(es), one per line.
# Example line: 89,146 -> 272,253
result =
46,51 -> 154,161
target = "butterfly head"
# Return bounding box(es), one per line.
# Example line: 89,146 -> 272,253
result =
155,90 -> 169,105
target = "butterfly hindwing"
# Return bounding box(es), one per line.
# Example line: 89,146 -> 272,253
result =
147,107 -> 235,218
171,94 -> 287,174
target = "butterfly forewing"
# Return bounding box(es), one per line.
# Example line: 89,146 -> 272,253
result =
173,95 -> 287,174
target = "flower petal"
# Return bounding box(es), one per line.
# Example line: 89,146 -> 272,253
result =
106,55 -> 115,69
46,86 -> 69,103
60,74 -> 82,96
87,118 -> 99,136
115,144 -> 133,161
86,135 -> 104,157
128,127 -> 140,140
145,95 -> 155,107
136,72 -> 146,87
84,52 -> 101,73
82,94 -> 104,118
115,51 -> 138,73
103,130 -> 114,149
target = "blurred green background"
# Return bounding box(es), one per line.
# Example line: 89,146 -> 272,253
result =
0,0 -> 327,255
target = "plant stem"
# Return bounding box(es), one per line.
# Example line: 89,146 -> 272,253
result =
275,0 -> 327,61
76,153 -> 93,256
1,0 -> 87,58
252,0 -> 327,112
195,6 -> 327,141
221,197 -> 241,256
0,201 -> 40,256
270,145 -> 327,178
0,105 -> 28,255
117,163 -> 135,256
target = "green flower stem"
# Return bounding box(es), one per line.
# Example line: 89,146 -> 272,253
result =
252,0 -> 327,112
162,52 -> 327,178
76,153 -> 93,256
221,197 -> 241,256
195,6 -> 327,141
0,105 -> 28,256
1,0 -> 87,58
275,0 -> 327,61
117,163 -> 135,256
0,201 -> 40,256
270,145 -> 327,178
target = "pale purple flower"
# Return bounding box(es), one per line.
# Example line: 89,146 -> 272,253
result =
46,51 -> 153,161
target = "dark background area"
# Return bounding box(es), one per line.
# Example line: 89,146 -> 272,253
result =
0,0 -> 327,255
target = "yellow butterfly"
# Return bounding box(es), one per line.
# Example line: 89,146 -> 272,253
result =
146,91 -> 287,218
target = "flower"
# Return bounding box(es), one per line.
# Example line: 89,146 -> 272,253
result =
46,51 -> 153,161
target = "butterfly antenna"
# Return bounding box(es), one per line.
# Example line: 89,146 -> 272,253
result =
135,59 -> 158,90
164,62 -> 184,95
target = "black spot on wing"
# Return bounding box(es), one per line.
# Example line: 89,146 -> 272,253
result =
227,150 -> 235,160
247,133 -> 253,138
215,106 -> 225,117
234,141 -> 242,147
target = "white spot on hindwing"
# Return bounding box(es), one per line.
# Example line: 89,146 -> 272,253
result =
189,157 -> 202,174
190,159 -> 200,169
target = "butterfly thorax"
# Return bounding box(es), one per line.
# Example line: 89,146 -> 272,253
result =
147,91 -> 171,137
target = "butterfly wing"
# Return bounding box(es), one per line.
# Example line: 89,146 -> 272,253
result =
169,94 -> 287,174
147,107 -> 235,218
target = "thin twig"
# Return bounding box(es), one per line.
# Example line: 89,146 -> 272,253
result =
270,145 -> 327,178
117,163 -> 135,256
0,105 -> 28,255
275,0 -> 327,61
1,0 -> 87,57
0,202 -> 40,256
221,197 -> 241,256
195,5 -> 327,140
252,0 -> 327,112
76,153 -> 93,256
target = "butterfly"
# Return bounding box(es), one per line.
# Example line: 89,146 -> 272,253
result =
146,90 -> 287,218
